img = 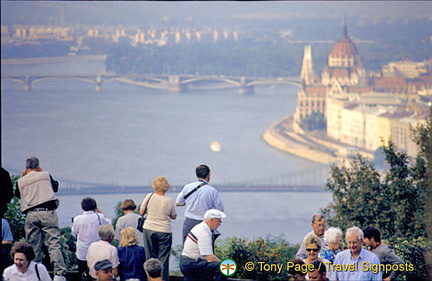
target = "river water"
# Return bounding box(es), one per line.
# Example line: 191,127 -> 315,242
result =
1,57 -> 332,252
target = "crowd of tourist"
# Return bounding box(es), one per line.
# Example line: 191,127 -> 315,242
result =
288,215 -> 406,281
1,159 -> 225,281
1,157 -> 407,281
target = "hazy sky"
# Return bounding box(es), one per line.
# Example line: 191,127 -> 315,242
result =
1,1 -> 430,26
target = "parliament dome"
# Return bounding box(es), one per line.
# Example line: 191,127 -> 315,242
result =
322,22 -> 364,86
327,23 -> 362,69
331,37 -> 358,58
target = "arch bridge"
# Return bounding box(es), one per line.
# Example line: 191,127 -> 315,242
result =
1,73 -> 301,94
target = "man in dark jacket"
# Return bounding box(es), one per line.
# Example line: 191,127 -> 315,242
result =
0,167 -> 14,218
363,226 -> 405,281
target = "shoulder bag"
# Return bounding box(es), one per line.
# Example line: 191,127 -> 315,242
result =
184,181 -> 207,200
137,193 -> 154,232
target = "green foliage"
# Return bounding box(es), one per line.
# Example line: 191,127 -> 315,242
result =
214,236 -> 298,281
60,227 -> 78,271
322,143 -> 427,241
387,237 -> 431,281
381,143 -> 427,240
105,42 -> 305,77
112,201 -> 124,227
4,175 -> 26,242
322,156 -> 383,229
322,124 -> 430,280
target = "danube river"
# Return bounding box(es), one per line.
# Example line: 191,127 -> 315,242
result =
1,57 -> 332,250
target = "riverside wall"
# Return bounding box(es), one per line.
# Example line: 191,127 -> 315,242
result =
262,116 -> 375,164
262,118 -> 337,164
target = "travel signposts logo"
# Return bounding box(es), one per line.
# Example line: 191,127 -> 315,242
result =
220,259 -> 237,277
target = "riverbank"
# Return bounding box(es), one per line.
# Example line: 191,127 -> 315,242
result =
1,55 -> 107,65
263,115 -> 375,164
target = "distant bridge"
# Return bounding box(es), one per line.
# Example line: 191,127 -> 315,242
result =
1,73 -> 301,94
55,184 -> 328,196
7,166 -> 329,195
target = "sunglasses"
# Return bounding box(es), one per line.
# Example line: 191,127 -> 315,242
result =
306,248 -> 319,252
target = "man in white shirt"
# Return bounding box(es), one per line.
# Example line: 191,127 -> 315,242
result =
180,209 -> 227,281
72,197 -> 111,275
86,225 -> 119,279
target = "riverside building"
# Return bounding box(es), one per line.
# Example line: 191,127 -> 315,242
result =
291,22 -> 431,160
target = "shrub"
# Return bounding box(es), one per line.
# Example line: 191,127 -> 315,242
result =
215,235 -> 298,281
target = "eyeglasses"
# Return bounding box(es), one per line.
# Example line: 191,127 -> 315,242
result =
306,248 -> 319,252
313,220 -> 326,228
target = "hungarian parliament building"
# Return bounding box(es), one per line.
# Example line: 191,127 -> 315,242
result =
292,23 -> 431,159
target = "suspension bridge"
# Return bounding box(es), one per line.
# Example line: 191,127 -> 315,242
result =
7,166 -> 330,195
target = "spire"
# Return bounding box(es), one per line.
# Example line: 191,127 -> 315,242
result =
342,18 -> 348,39
300,45 -> 315,85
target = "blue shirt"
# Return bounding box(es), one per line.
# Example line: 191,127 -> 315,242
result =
2,219 -> 13,242
319,245 -> 340,263
118,245 -> 146,281
176,180 -> 224,220
332,248 -> 382,281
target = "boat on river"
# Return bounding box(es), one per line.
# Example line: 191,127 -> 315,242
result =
209,140 -> 221,152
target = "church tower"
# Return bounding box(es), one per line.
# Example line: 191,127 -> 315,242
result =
300,45 -> 315,86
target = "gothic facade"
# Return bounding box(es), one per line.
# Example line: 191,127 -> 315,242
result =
293,22 -> 367,133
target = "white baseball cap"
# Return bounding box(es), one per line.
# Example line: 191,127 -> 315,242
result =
204,209 -> 226,220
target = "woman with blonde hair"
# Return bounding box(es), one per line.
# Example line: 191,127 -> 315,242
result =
140,176 -> 177,281
117,227 -> 146,281
303,234 -> 330,280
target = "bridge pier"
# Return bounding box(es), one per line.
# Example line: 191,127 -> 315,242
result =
167,75 -> 185,92
24,76 -> 31,92
238,85 -> 254,95
238,76 -> 254,95
95,75 -> 102,92
24,83 -> 31,92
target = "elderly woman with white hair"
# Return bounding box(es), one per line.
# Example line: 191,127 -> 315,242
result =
140,176 -> 177,281
319,226 -> 343,263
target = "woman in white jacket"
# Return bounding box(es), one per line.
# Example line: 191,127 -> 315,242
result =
3,241 -> 51,281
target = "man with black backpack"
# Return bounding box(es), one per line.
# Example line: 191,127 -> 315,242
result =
176,164 -> 224,243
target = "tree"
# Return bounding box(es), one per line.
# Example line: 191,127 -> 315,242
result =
322,143 -> 427,241
322,129 -> 429,280
411,107 -> 432,280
